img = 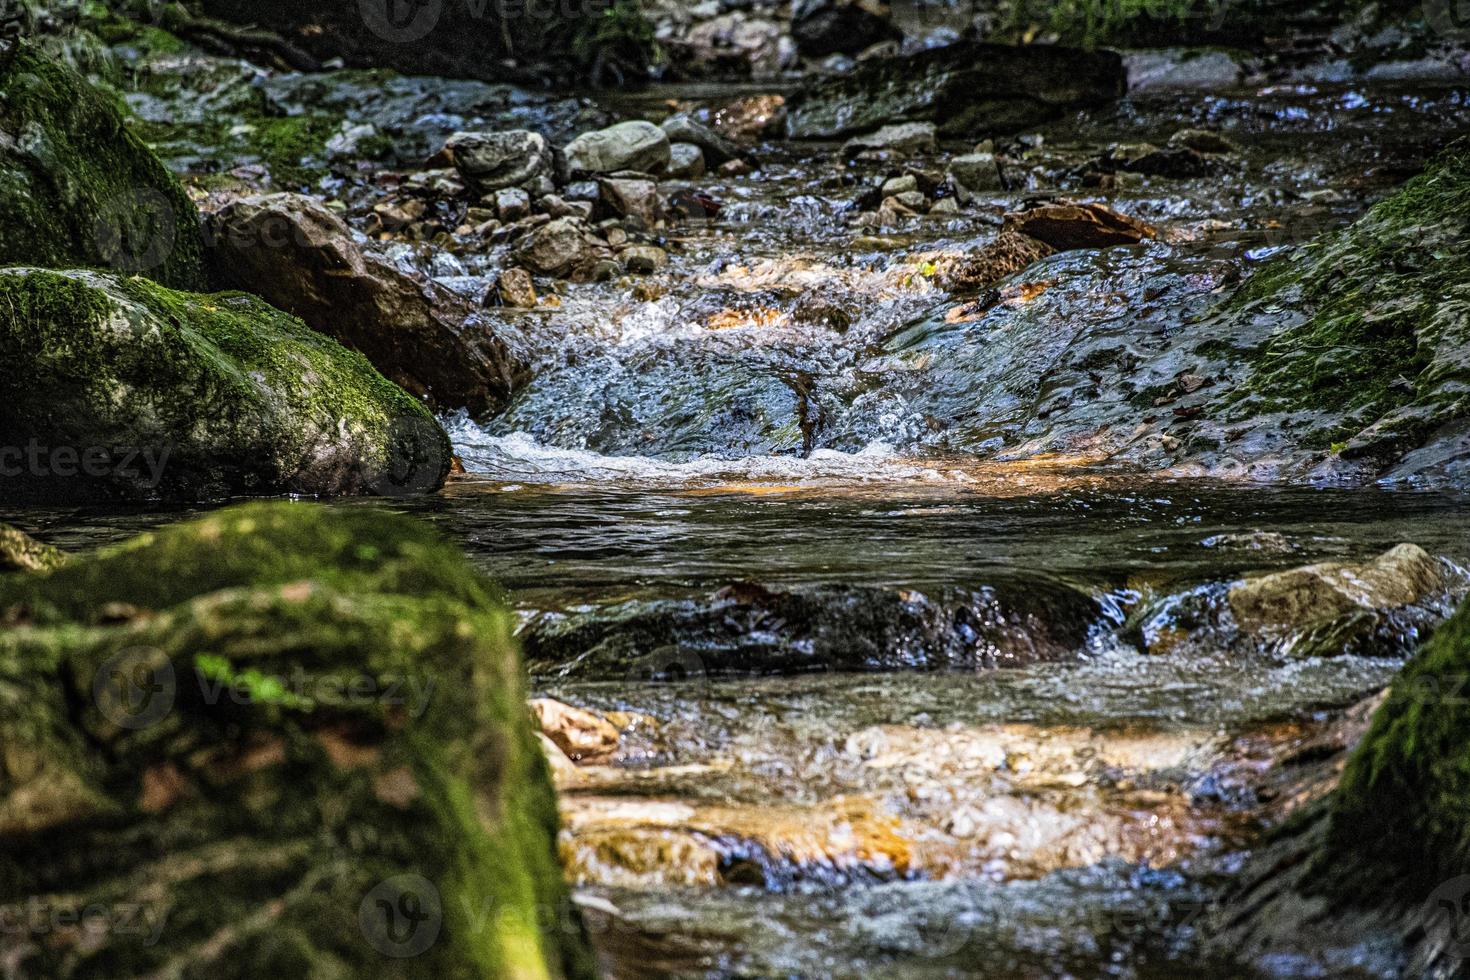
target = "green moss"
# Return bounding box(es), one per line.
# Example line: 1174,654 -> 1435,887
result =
1323,597 -> 1470,903
0,41 -> 206,289
1000,0 -> 1205,45
0,267 -> 449,499
0,524 -> 68,574
1227,140 -> 1470,441
0,502 -> 596,979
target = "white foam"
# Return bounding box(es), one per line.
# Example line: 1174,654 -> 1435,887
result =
444,416 -> 971,488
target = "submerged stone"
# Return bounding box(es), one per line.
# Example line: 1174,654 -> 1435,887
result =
523,580 -> 1101,679
0,502 -> 596,979
0,267 -> 449,500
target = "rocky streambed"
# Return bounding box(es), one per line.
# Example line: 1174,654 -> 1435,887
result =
6,5 -> 1470,979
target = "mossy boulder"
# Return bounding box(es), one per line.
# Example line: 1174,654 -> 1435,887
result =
1326,597 -> 1470,902
0,524 -> 66,573
0,502 -> 597,979
0,41 -> 206,290
1229,138 -> 1470,461
0,267 -> 450,500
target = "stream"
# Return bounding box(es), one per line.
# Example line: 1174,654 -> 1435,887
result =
11,39 -> 1470,977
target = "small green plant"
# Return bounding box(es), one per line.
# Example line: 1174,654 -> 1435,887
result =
1003,0 -> 1214,46
571,0 -> 662,85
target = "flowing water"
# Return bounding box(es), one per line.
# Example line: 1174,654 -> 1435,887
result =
12,54 -> 1470,977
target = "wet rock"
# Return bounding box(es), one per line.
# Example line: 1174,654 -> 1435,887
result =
0,525 -> 66,574
0,267 -> 449,500
620,245 -> 668,275
1099,142 -> 1212,179
531,698 -> 620,762
0,503 -> 595,978
497,267 -> 538,308
1002,202 -> 1157,250
444,129 -> 554,193
206,193 -> 528,416
1325,598 -> 1470,919
565,121 -> 671,176
660,114 -> 747,167
934,231 -> 1055,292
372,197 -> 427,231
0,42 -> 206,290
667,142 -> 706,179
787,42 -> 1126,139
1228,543 -> 1447,638
948,152 -> 1003,200
790,0 -> 898,57
513,217 -> 616,282
598,177 -> 662,226
929,197 -> 960,216
561,796 -> 911,889
1125,48 -> 1249,91
1168,127 -> 1238,155
842,122 -> 937,159
881,174 -> 919,197
677,12 -> 796,78
523,580 -> 1100,678
496,186 -> 532,222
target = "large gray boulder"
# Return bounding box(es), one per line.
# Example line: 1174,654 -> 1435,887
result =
444,129 -> 554,193
564,120 -> 671,175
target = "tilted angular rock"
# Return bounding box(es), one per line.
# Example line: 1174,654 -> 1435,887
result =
0,42 -> 206,289
565,120 -> 671,175
0,267 -> 449,500
1001,201 -> 1157,250
444,129 -> 554,193
206,193 -> 528,416
660,113 -> 748,166
786,42 -> 1126,139
0,502 -> 597,979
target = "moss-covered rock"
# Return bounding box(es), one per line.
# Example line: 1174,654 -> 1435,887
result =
0,267 -> 449,500
0,524 -> 66,574
1229,138 -> 1470,457
0,41 -> 206,290
0,502 -> 597,979
1325,597 -> 1470,902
